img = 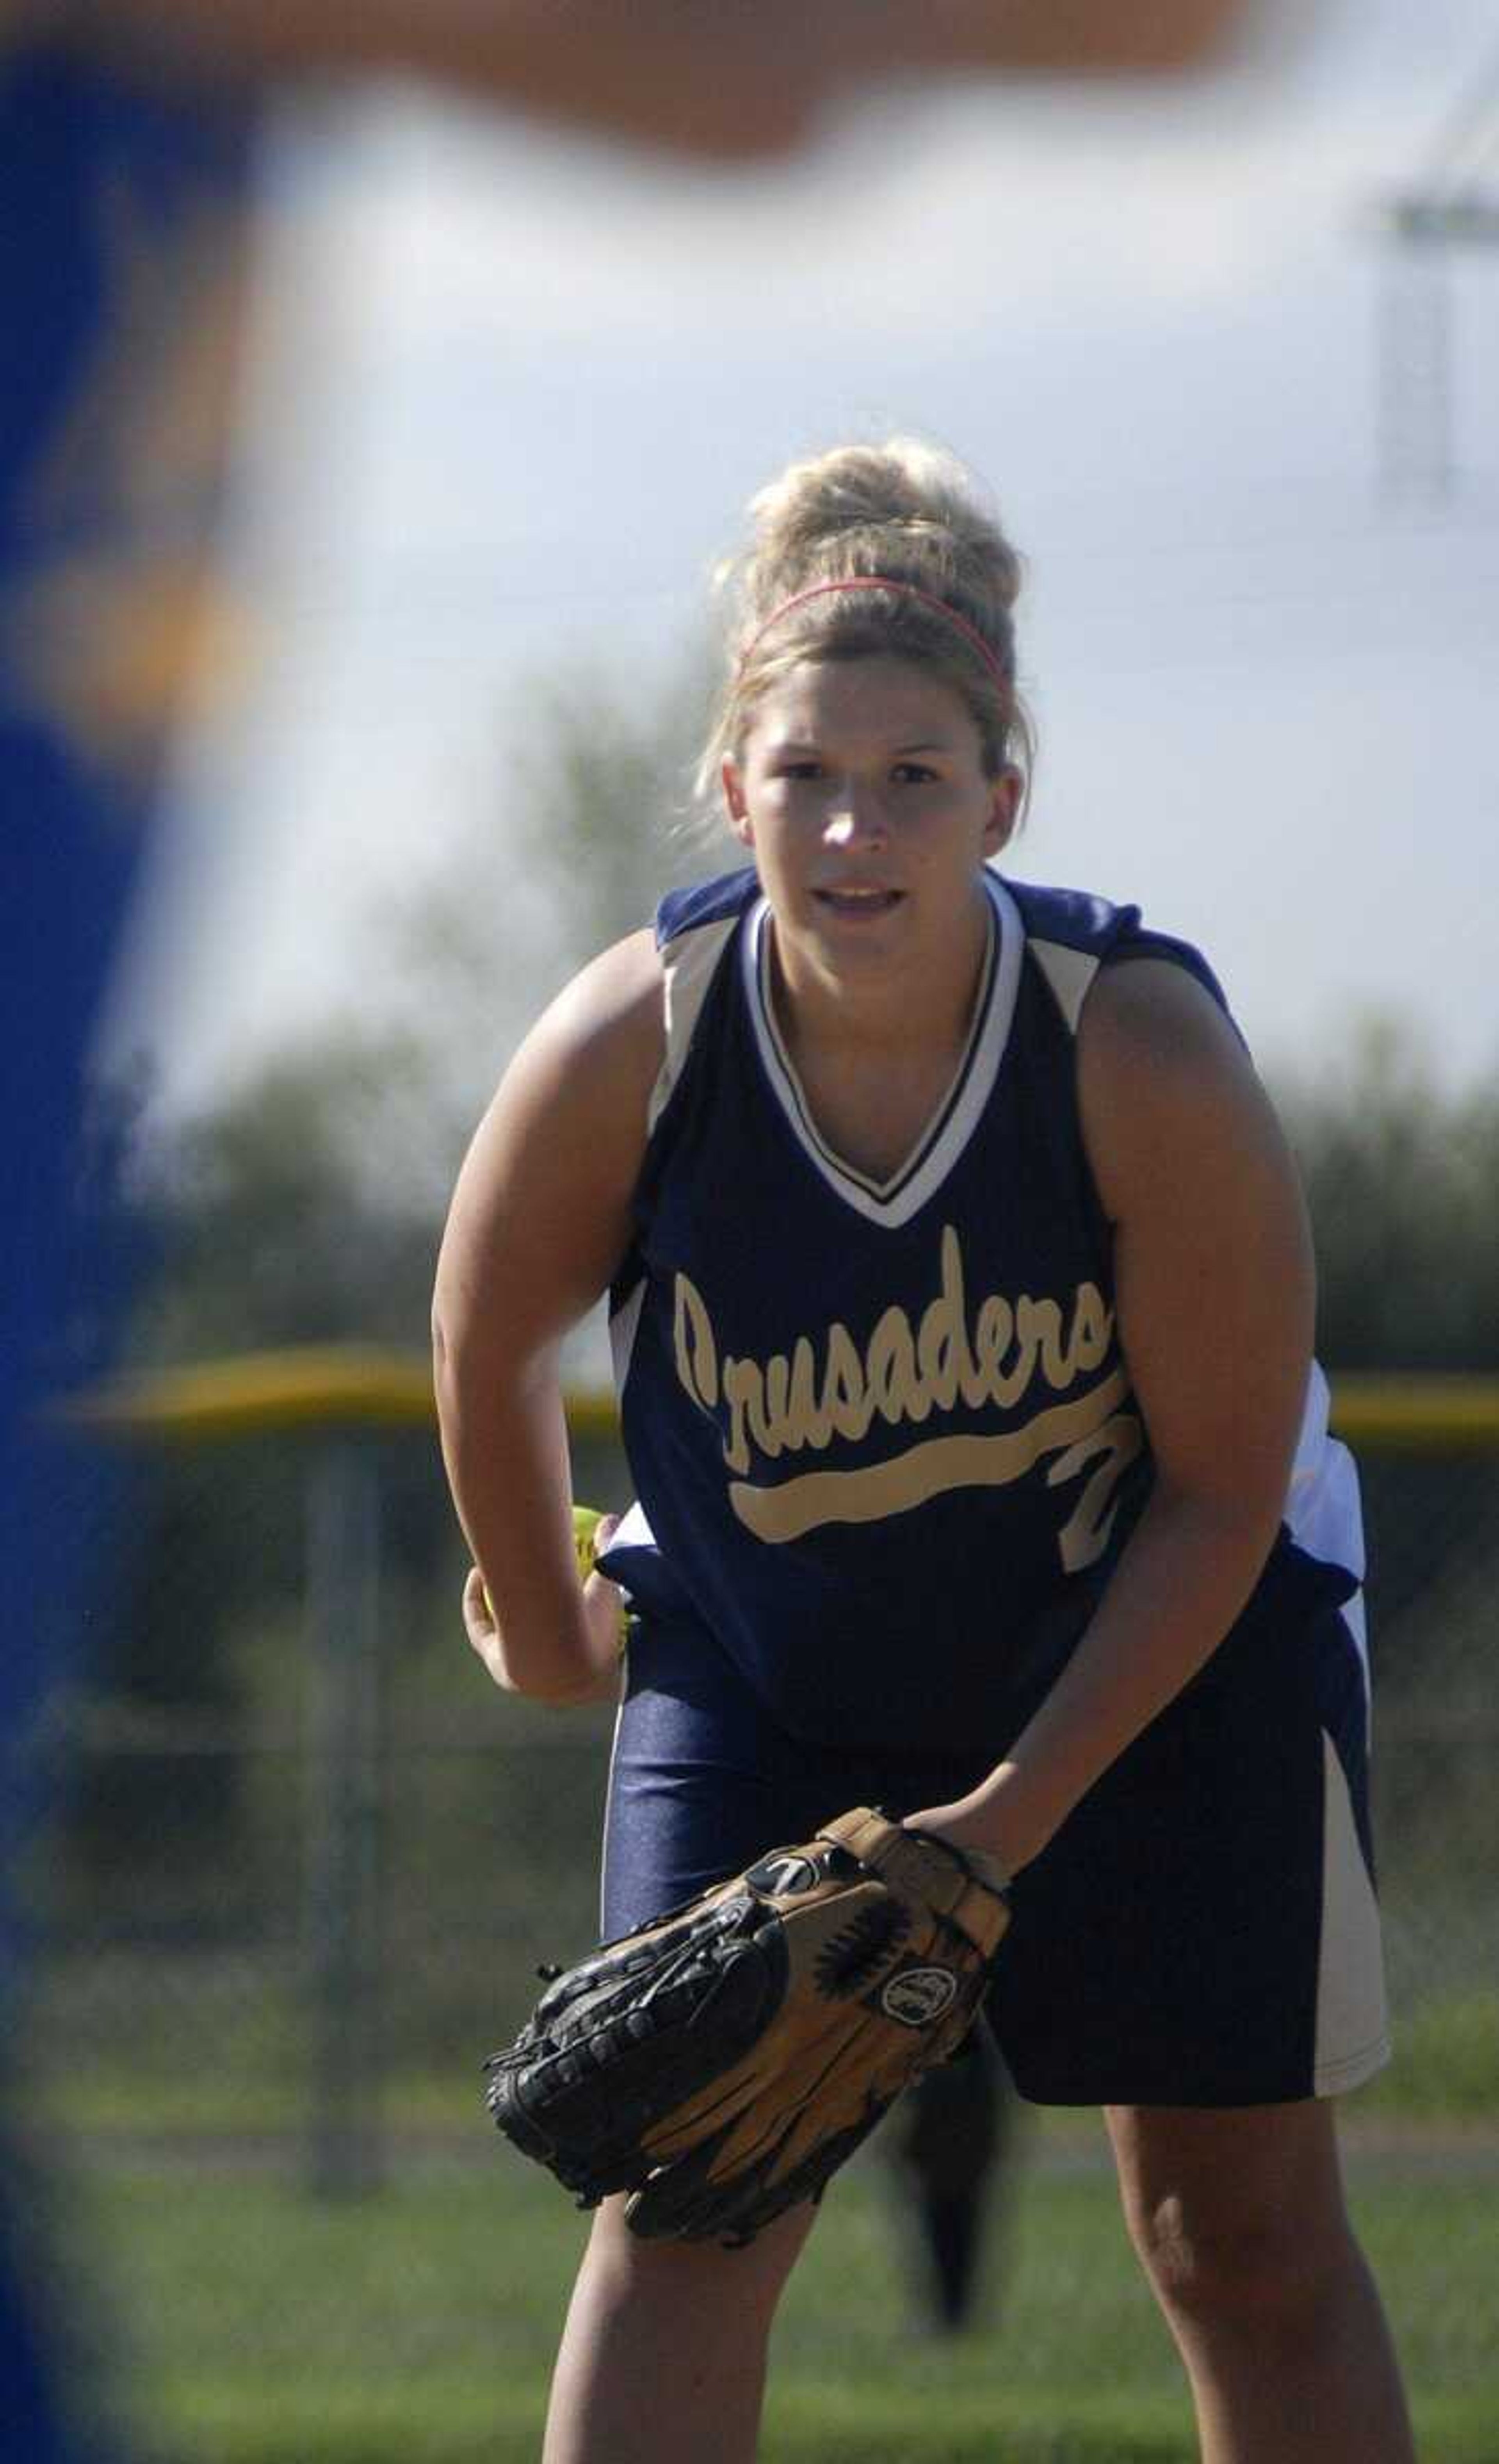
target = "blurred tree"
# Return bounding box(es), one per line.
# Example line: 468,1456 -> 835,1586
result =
1276,1017 -> 1499,1373
381,660 -> 712,1154
128,1027 -> 445,1362
506,662 -> 712,969
124,658 -> 717,1364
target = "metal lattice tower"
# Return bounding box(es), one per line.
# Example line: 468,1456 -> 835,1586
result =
1378,43 -> 1499,502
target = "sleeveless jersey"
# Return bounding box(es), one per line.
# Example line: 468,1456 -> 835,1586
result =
605,865 -> 1364,1756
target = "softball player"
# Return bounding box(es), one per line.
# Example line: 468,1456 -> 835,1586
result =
434,438 -> 1413,2464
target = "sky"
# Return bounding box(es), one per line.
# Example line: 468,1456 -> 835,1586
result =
111,0 -> 1499,1123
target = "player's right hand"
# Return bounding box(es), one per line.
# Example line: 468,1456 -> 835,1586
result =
576,1509 -> 630,1668
463,1507 -> 626,1701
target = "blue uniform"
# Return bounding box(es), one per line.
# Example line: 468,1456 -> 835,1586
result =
600,866 -> 1390,2107
3,42 -> 252,1819
2,41 -> 253,2454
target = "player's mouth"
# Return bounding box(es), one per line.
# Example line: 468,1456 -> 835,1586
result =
812,885 -> 904,918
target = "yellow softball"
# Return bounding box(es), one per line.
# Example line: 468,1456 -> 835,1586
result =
572,1503 -> 606,1579
573,1503 -> 629,1654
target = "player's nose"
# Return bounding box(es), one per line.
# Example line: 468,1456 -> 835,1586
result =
822,782 -> 887,848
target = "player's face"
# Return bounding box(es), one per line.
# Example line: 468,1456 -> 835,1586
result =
723,657 -> 1019,983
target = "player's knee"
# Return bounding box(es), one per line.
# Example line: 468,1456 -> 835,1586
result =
1125,2186 -> 1349,2336
582,2193 -> 815,2325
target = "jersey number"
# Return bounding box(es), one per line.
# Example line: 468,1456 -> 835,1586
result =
1047,1412 -> 1144,1574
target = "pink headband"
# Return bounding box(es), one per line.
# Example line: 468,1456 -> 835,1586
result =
739,577 -> 1011,690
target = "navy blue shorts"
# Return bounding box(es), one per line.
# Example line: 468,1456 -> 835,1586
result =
602,1591 -> 1390,2108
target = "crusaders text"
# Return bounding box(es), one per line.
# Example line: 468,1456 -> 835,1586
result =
671,1225 -> 1141,1553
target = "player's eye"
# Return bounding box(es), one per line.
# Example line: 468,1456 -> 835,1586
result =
892,761 -> 939,784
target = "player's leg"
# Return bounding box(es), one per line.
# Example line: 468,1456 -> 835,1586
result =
539,1589 -> 857,2461
543,2193 -> 816,2464
1107,2098 -> 1414,2464
983,1578 -> 1409,2451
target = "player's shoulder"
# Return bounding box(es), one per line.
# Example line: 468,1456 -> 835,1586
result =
529,867 -> 755,1128
1004,872 -> 1225,996
1081,953 -> 1249,1101
559,922 -> 664,1017
521,928 -> 665,1115
1005,875 -> 1143,957
1001,871 -> 1231,1042
1000,869 -> 1259,1152
1076,949 -> 1273,1216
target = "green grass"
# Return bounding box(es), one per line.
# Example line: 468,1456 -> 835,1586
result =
25,1982 -> 1499,2142
1362,1989 -> 1499,2117
48,2123 -> 1499,2464
21,1984 -> 1498,2459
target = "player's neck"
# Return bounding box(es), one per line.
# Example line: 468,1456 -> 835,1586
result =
768,894 -> 990,1063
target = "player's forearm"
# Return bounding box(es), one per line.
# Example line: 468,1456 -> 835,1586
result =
58,0 -> 583,99
23,0 -> 1272,144
37,0 -> 543,78
433,1335 -> 604,1702
911,1482 -> 1282,1874
41,0 -> 1259,77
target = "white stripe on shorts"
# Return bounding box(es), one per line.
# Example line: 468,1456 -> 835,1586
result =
1314,1730 -> 1392,2097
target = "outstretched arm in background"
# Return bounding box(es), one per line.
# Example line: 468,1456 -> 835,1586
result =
25,0 -> 1272,159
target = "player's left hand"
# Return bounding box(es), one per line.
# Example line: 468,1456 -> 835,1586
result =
484,1806 -> 1010,2245
902,1777 -> 1047,1886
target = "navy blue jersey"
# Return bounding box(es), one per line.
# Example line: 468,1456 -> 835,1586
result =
606,865 -> 1363,1757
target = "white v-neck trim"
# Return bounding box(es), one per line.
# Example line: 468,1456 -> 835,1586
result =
741,871 -> 1024,1228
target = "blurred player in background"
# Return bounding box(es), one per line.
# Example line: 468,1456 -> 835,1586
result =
1,0 -> 1302,2450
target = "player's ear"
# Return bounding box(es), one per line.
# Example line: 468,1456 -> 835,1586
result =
723,756 -> 753,846
983,765 -> 1023,858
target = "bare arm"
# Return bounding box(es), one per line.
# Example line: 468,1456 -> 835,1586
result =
432,927 -> 662,1705
21,2 -> 1267,158
908,959 -> 1315,1874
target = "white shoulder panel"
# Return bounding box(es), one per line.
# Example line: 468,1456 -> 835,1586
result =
609,1276 -> 647,1396
646,913 -> 739,1134
1028,937 -> 1101,1036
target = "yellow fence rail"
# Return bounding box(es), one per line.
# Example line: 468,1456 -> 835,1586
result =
56,1350 -> 1499,1451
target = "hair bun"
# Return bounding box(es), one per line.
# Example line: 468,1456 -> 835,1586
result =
739,438 -> 1023,623
698,435 -> 1034,814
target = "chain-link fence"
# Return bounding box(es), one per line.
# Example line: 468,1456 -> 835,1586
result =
15,1364 -> 1499,2188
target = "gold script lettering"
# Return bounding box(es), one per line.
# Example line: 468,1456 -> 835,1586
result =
867,1306 -> 926,1427
673,1273 -> 718,1410
669,1232 -> 1122,1542
729,1369 -> 1130,1543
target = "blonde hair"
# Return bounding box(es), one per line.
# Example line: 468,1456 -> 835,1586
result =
698,437 -> 1034,809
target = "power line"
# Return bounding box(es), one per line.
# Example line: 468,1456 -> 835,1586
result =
1377,40 -> 1499,501
1416,36 -> 1499,207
